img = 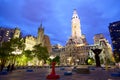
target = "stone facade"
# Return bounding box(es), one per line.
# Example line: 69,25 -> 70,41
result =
24,24 -> 51,53
94,34 -> 113,64
24,35 -> 37,50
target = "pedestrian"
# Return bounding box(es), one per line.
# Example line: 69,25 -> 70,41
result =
7,64 -> 10,72
10,64 -> 14,72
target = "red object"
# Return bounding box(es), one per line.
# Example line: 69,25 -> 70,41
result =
46,62 -> 60,79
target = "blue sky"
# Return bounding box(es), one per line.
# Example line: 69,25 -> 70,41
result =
0,0 -> 120,46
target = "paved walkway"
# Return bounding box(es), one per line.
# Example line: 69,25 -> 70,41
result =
0,67 -> 120,80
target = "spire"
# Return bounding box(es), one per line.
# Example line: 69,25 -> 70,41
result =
39,20 -> 44,30
40,20 -> 42,28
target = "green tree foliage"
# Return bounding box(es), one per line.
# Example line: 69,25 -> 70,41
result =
47,56 -> 60,65
0,41 -> 14,71
46,58 -> 52,65
18,50 -> 33,65
10,38 -> 25,51
9,38 -> 25,64
52,56 -> 60,64
23,50 -> 33,61
33,44 -> 49,63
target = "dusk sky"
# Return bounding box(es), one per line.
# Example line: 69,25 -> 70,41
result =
0,0 -> 120,46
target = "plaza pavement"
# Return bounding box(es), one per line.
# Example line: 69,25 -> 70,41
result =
0,67 -> 120,80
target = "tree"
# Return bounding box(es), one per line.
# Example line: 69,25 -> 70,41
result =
9,38 -> 25,65
52,56 -> 60,65
10,38 -> 25,51
21,50 -> 33,66
32,44 -> 49,64
47,56 -> 60,65
0,41 -> 14,71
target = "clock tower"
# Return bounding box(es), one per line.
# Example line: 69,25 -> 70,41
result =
71,9 -> 82,38
66,9 -> 87,46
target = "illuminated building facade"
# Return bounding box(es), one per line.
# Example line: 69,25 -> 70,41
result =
93,34 -> 113,64
58,9 -> 90,65
66,9 -> 87,46
24,35 -> 37,50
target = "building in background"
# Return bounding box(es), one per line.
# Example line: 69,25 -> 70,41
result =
24,35 -> 36,50
93,33 -> 113,64
44,35 -> 52,53
37,24 -> 45,46
24,24 -> 52,52
0,27 -> 20,43
94,33 -> 105,44
0,25 -> 52,53
109,21 -> 120,61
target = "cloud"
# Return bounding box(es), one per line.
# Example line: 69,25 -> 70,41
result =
21,0 -> 53,23
0,0 -> 120,46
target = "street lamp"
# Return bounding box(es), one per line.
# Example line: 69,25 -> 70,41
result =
76,59 -> 79,65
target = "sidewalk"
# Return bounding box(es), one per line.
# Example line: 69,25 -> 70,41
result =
0,67 -> 120,80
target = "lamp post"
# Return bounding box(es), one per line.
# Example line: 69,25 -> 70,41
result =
76,59 -> 79,65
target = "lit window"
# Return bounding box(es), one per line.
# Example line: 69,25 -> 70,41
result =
112,41 -> 115,43
6,34 -> 8,36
